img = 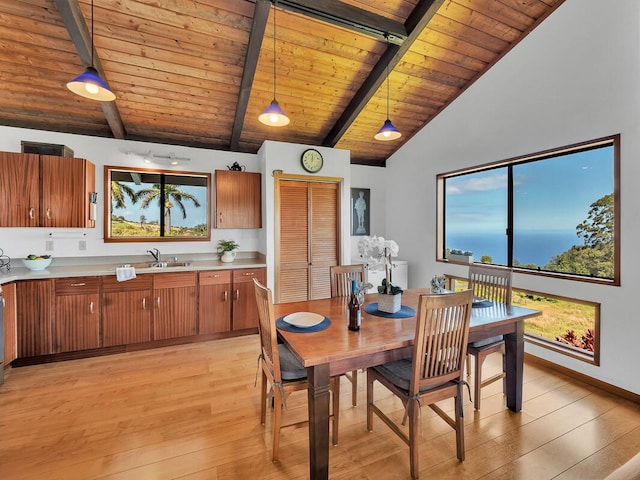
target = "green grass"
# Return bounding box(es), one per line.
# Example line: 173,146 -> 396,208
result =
111,218 -> 206,238
454,280 -> 596,351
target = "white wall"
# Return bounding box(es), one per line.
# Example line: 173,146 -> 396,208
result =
258,140 -> 351,293
0,126 -> 260,259
384,0 -> 640,394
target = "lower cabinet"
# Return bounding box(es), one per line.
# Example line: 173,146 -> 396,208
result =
153,272 -> 197,340
232,268 -> 266,330
16,279 -> 53,357
3,282 -> 17,365
11,266 -> 266,361
199,267 -> 266,333
102,275 -> 152,347
199,270 -> 232,334
54,277 -> 100,353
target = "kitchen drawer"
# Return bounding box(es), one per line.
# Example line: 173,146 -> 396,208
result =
199,270 -> 231,286
55,277 -> 100,295
102,274 -> 152,292
233,268 -> 265,284
153,271 -> 197,289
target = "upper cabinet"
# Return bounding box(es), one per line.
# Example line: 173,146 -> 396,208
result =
0,152 -> 95,228
215,170 -> 261,229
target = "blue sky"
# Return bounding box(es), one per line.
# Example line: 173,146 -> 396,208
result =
445,146 -> 614,235
112,183 -> 208,228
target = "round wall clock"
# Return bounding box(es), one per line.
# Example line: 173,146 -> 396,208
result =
301,148 -> 323,173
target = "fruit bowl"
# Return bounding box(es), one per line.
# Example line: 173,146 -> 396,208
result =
22,257 -> 52,271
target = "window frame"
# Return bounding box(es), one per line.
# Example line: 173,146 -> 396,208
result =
436,135 -> 620,286
104,165 -> 211,243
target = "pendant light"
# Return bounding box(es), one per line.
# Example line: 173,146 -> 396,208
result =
374,35 -> 401,141
259,0 -> 289,126
66,0 -> 116,101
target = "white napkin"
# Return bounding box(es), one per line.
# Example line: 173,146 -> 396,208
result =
116,266 -> 136,282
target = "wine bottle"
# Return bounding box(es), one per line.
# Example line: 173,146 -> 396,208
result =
348,279 -> 361,331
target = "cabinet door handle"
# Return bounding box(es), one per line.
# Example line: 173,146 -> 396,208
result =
223,290 -> 228,301
234,289 -> 239,301
70,283 -> 86,287
142,298 -> 146,310
89,301 -> 94,314
218,212 -> 223,223
29,207 -> 34,219
157,296 -> 161,308
46,208 -> 51,220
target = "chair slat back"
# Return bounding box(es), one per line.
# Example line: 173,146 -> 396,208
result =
330,264 -> 365,298
411,290 -> 473,393
253,278 -> 281,383
468,265 -> 512,306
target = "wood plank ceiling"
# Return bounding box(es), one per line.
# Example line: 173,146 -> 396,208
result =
0,0 -> 564,167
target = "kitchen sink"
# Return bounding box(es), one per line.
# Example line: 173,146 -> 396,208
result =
118,261 -> 192,270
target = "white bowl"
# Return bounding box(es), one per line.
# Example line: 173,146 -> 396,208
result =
22,257 -> 52,271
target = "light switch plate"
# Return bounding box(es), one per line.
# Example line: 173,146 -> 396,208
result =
46,240 -> 54,251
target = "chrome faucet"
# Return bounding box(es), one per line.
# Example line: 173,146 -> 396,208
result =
147,248 -> 161,262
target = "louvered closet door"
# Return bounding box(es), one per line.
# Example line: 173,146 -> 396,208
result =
276,178 -> 340,303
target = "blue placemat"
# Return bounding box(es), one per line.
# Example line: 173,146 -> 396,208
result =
364,303 -> 416,319
472,300 -> 493,308
276,316 -> 331,333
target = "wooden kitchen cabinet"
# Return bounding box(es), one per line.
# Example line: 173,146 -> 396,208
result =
215,170 -> 262,228
198,270 -> 232,334
16,280 -> 53,358
53,277 -> 100,353
0,152 -> 40,226
0,152 -> 95,228
102,275 -> 152,347
3,282 -> 17,365
153,272 -> 197,340
232,268 -> 266,330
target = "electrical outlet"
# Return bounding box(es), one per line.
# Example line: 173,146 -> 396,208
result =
46,240 -> 54,251
79,240 -> 86,251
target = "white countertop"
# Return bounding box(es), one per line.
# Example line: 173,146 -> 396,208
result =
0,253 -> 266,285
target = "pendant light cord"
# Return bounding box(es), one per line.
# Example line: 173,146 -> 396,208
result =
385,33 -> 390,119
272,0 -> 277,100
90,0 -> 95,68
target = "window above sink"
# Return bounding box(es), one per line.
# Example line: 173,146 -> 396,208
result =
104,166 -> 211,243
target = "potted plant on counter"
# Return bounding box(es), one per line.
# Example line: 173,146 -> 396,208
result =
358,235 -> 403,313
217,239 -> 239,263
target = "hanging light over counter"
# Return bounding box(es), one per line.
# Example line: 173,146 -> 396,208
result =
67,0 -> 115,101
259,0 -> 289,126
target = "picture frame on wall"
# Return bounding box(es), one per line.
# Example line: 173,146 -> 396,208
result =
351,188 -> 370,236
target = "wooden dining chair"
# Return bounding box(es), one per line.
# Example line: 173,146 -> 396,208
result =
252,278 -> 340,462
329,264 -> 365,406
466,264 -> 513,410
366,289 -> 473,479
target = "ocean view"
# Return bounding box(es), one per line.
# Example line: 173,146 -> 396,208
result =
446,230 -> 581,267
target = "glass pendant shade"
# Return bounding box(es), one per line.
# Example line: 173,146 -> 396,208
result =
258,99 -> 290,127
374,119 -> 402,141
67,66 -> 116,101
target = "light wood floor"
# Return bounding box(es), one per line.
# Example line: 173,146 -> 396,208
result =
1,336 -> 639,480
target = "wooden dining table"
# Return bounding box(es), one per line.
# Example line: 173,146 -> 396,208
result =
273,288 -> 541,480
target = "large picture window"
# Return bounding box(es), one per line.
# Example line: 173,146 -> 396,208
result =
105,166 -> 211,242
438,135 -> 619,284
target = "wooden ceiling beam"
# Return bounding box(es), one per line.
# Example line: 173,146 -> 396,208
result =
322,0 -> 445,149
53,0 -> 126,139
278,0 -> 407,45
231,0 -> 270,151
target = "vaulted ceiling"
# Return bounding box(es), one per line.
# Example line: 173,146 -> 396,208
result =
0,0 -> 564,166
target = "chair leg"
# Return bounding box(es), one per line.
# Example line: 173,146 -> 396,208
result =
271,387 -> 284,462
351,369 -> 358,406
408,399 -> 420,479
474,352 -> 483,410
466,354 -> 471,377
260,371 -> 267,425
455,385 -> 465,461
366,369 -> 374,431
332,377 -> 340,446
